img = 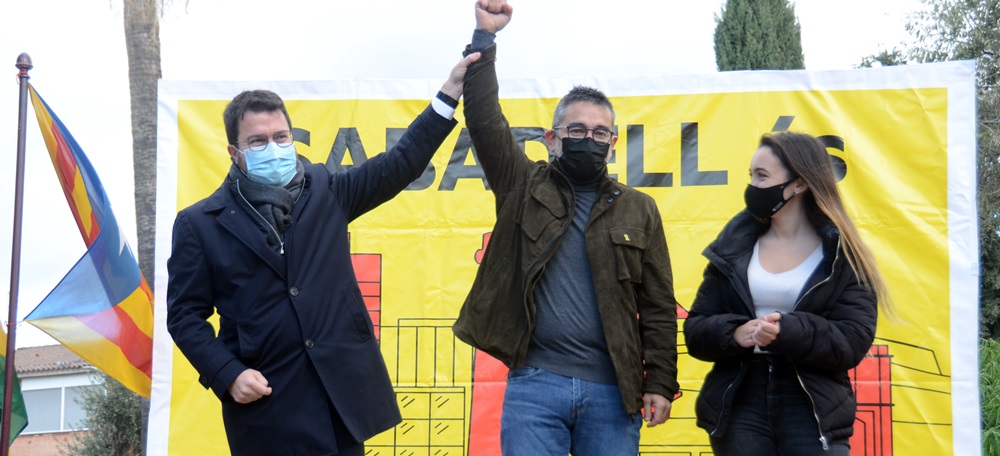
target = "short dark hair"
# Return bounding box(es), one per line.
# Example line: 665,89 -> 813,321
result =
223,90 -> 292,147
552,86 -> 616,128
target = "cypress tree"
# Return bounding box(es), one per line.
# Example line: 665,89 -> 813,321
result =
714,0 -> 805,70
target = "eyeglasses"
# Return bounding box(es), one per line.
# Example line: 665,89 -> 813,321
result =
553,124 -> 615,145
235,130 -> 294,152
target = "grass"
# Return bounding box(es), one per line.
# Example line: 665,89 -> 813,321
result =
983,338 -> 1000,456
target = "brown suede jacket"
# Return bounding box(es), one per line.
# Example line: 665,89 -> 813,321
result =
452,45 -> 680,413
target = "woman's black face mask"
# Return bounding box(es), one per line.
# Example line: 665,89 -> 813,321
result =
744,178 -> 797,218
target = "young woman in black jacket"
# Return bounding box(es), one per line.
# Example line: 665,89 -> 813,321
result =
684,132 -> 890,455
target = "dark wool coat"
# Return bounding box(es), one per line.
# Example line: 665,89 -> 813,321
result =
452,45 -> 680,414
167,106 -> 456,455
683,210 -> 878,443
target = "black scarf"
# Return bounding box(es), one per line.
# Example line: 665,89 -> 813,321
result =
227,159 -> 305,241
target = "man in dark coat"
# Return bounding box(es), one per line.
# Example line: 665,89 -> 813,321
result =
166,55 -> 478,456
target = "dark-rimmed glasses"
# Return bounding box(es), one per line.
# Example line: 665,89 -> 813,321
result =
553,124 -> 615,146
235,130 -> 294,152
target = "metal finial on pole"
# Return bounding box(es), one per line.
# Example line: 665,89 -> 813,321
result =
15,53 -> 32,72
2,52 -> 33,456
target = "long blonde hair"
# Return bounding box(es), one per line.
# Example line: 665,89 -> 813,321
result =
760,132 -> 892,315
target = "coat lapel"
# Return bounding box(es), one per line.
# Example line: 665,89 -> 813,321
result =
205,185 -> 287,280
586,179 -> 619,223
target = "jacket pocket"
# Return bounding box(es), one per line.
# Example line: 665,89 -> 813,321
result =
342,283 -> 374,342
610,227 -> 647,283
519,184 -> 567,242
235,321 -> 261,364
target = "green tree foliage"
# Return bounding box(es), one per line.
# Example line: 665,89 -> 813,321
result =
858,48 -> 909,68
60,372 -> 143,456
982,338 -> 1000,455
980,89 -> 1000,339
713,0 -> 805,70
906,0 -> 999,89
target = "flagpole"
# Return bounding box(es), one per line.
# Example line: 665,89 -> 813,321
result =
2,52 -> 32,456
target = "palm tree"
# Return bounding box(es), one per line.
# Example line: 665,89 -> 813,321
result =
123,1 -> 161,452
124,0 -> 160,292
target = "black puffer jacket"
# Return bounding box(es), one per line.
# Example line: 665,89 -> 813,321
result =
683,210 -> 878,444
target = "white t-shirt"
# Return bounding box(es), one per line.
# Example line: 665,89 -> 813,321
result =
748,240 -> 824,318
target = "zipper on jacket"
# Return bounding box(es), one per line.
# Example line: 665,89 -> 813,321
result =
709,361 -> 744,437
787,237 -> 841,450
235,180 -> 285,255
793,364 -> 830,450
792,237 -> 841,311
517,216 -> 573,366
514,172 -> 576,367
707,250 -> 756,316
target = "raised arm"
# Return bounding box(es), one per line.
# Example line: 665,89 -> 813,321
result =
331,55 -> 479,221
475,0 -> 512,34
463,0 -> 534,199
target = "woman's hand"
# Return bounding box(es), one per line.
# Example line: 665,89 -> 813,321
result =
733,312 -> 782,348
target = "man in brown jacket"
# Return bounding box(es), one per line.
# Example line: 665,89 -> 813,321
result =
451,1 -> 680,454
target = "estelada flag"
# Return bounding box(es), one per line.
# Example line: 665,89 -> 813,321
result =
24,85 -> 153,397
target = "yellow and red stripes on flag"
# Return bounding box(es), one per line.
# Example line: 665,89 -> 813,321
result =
27,86 -> 101,246
25,85 -> 153,397
28,278 -> 154,396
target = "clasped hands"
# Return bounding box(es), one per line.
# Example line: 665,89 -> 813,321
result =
734,312 -> 782,349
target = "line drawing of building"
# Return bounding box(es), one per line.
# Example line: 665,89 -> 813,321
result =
349,232 -> 952,456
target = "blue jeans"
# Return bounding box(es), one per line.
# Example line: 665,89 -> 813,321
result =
709,357 -> 850,456
500,366 -> 642,456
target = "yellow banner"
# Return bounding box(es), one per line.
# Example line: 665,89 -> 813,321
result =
150,62 -> 979,455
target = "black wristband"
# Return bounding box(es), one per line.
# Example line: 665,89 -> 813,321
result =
436,90 -> 459,108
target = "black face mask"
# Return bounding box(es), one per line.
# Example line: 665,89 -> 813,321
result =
557,137 -> 609,184
744,179 -> 797,219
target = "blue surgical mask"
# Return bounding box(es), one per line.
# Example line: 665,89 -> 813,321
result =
241,142 -> 298,187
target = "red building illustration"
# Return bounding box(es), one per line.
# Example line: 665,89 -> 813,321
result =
850,345 -> 893,456
358,231 -> 894,455
465,232 -> 894,456
351,253 -> 382,340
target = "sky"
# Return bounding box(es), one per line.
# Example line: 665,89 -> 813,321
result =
0,0 -> 924,347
